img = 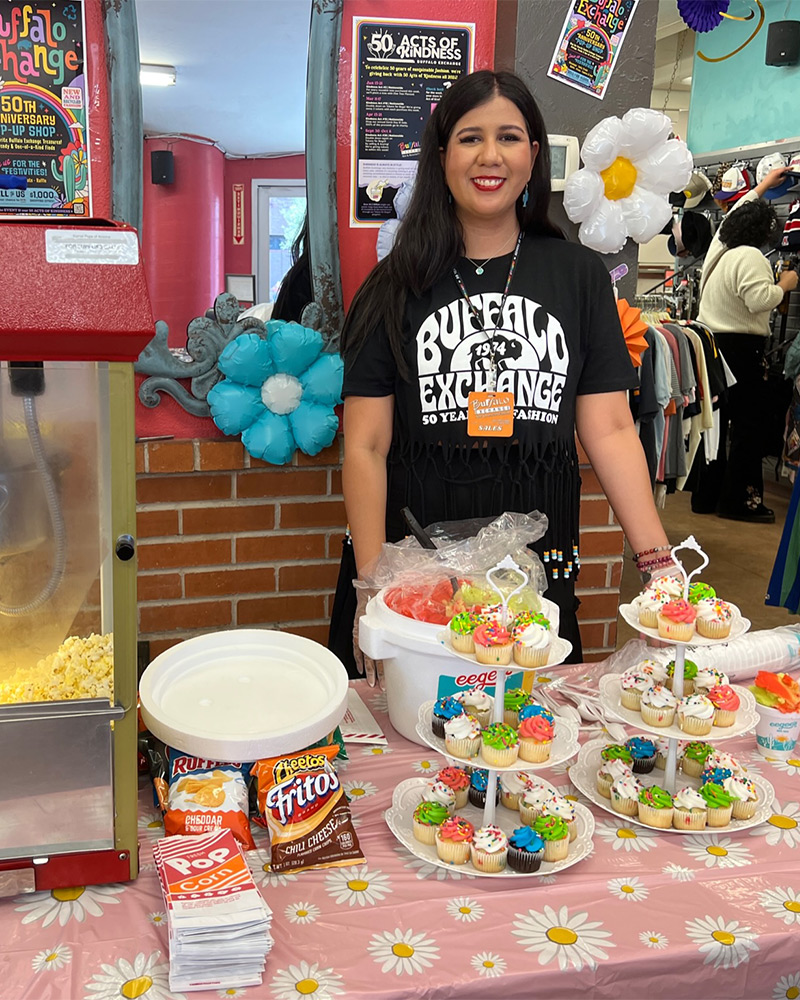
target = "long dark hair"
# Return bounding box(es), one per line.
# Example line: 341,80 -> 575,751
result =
341,70 -> 562,375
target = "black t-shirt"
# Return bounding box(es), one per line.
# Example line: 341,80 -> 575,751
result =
343,233 -> 636,578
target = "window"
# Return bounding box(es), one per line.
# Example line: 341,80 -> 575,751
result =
252,180 -> 306,304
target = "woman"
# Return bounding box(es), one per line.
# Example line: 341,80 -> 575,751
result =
696,168 -> 798,522
341,71 -> 673,659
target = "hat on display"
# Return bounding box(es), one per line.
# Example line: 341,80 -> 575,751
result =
680,212 -> 714,258
786,153 -> 800,192
756,152 -> 792,200
683,170 -> 713,209
711,161 -> 732,195
713,165 -> 754,202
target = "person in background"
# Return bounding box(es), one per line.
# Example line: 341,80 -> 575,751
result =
340,70 -> 678,662
272,216 -> 312,323
696,167 -> 799,523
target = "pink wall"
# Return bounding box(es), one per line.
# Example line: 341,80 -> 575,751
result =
337,0 -> 497,309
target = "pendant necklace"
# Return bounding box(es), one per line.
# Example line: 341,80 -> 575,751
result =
463,230 -> 519,275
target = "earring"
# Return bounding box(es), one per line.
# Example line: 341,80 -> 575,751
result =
522,184 -> 529,209
448,190 -> 453,204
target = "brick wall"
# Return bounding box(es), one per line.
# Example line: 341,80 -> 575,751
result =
133,437 -> 624,662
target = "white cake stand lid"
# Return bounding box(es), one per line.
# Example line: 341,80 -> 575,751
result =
139,629 -> 349,760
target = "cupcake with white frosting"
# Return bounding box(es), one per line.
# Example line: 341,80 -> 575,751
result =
677,694 -> 715,736
694,598 -> 734,639
541,793 -> 578,841
470,824 -> 508,872
454,686 -> 494,728
610,774 -> 642,817
725,775 -> 759,820
640,683 -> 678,728
672,786 -> 708,830
421,779 -> 456,816
499,770 -> 534,811
638,658 -> 669,685
596,757 -> 634,799
519,783 -> 554,826
443,713 -> 481,760
620,670 -> 653,711
511,613 -> 552,667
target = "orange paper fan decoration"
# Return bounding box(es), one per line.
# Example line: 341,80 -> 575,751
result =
617,298 -> 649,368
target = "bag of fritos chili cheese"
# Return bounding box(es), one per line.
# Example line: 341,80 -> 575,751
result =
251,745 -> 364,873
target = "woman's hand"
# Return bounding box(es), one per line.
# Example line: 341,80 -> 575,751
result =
756,165 -> 789,197
778,268 -> 799,293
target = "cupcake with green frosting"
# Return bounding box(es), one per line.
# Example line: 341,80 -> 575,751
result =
688,581 -> 716,605
532,814 -> 570,862
666,658 -> 698,696
481,722 -> 519,767
449,611 -> 483,653
637,785 -> 674,829
600,744 -> 633,766
412,801 -> 449,845
699,781 -> 737,827
680,741 -> 713,778
503,687 -> 534,726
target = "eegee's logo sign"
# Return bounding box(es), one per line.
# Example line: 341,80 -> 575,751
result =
437,669 -> 525,699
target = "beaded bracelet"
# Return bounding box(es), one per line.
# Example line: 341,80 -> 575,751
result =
636,555 -> 676,572
632,544 -> 672,562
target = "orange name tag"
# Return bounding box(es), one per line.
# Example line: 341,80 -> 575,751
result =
467,391 -> 514,437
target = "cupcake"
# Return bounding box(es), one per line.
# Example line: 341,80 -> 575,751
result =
504,687 -> 534,726
640,683 -> 678,728
694,598 -> 734,640
596,758 -> 634,800
637,785 -> 674,829
472,622 -> 513,665
610,775 -> 642,817
454,686 -> 494,728
519,783 -> 554,825
468,769 -> 499,808
634,585 -> 673,628
680,740 -> 714,778
700,765 -> 733,787
448,611 -> 483,653
600,743 -> 633,766
693,666 -> 729,696
511,613 -> 552,668
412,801 -> 449,844
687,581 -> 716,604
672,786 -> 708,830
470,824 -> 508,872
435,816 -> 474,864
620,670 -> 654,711
625,736 -> 657,774
499,770 -> 534,811
666,658 -> 698,696
707,684 -> 740,727
507,826 -> 545,872
655,737 -> 684,769
481,722 -> 519,767
541,793 -> 577,842
698,782 -> 736,827
638,658 -> 669,685
677,694 -> 715,736
532,814 -> 570,862
518,702 -> 555,725
657,599 -> 696,642
517,712 -> 554,763
421,779 -> 457,815
432,696 -> 465,739
706,749 -> 746,775
435,767 -> 470,809
443,713 -> 482,760
724,775 -> 759,820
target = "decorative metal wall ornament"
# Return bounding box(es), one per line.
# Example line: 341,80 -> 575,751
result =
696,1 -> 766,62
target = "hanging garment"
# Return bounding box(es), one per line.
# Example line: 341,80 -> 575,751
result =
766,465 -> 800,613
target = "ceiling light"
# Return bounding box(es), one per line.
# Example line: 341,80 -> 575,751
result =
140,64 -> 177,87
682,75 -> 693,84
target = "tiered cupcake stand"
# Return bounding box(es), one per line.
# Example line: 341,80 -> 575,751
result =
569,537 -> 776,833
384,556 -> 594,876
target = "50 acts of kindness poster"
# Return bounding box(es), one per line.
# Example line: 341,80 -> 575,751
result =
0,1 -> 91,216
548,0 -> 638,100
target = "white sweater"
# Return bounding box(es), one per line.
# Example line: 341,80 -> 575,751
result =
697,189 -> 784,336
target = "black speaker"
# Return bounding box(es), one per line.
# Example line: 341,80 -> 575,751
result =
150,149 -> 174,185
766,20 -> 800,66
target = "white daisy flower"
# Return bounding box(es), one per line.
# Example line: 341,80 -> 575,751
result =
555,783 -> 588,806
471,951 -> 507,978
685,915 -> 759,969
246,849 -> 298,888
549,759 -> 573,775
367,928 -> 440,976
137,812 -> 165,841
218,990 -> 247,999
773,972 -> 800,999
16,884 -> 124,928
608,877 -> 648,901
739,755 -> 762,775
596,818 -> 660,852
270,960 -> 345,999
639,930 -> 669,950
32,943 -> 72,972
536,873 -> 558,885
82,950 -> 177,1000
768,756 -> 800,776
683,834 -> 753,869
750,801 -> 800,848
564,108 -> 692,254
411,757 -> 443,774
342,779 -> 378,800
284,901 -> 321,925
512,905 -> 615,971
361,745 -> 392,757
446,897 -> 484,923
147,912 -> 166,926
324,865 -> 392,906
759,887 -> 800,926
393,845 -> 474,880
662,862 -> 696,882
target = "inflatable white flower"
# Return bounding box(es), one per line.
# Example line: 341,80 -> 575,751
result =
564,108 -> 693,255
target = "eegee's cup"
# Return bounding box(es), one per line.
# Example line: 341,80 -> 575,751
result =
754,703 -> 800,760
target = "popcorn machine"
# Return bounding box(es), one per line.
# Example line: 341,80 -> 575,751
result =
0,219 -> 154,893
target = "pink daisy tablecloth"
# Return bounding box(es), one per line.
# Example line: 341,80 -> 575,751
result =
1,678 -> 800,1000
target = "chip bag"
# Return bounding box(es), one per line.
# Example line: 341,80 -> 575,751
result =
251,745 -> 364,873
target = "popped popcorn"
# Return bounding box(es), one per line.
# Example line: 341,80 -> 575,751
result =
0,632 -> 113,704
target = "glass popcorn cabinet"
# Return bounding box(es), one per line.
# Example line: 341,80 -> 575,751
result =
0,219 -> 154,893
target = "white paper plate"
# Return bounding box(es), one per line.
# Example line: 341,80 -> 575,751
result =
598,673 -> 759,742
415,701 -> 580,772
569,738 -> 775,835
385,776 -> 595,878
619,602 -> 750,646
139,629 -> 349,760
437,630 -> 573,671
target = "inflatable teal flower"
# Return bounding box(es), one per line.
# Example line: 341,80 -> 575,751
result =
207,320 -> 343,465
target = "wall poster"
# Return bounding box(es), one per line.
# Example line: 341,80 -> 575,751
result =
547,0 -> 638,100
0,0 -> 91,217
350,16 -> 474,228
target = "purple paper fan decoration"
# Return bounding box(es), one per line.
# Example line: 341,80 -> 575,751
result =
677,0 -> 731,33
